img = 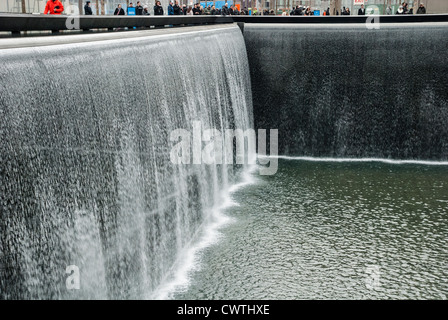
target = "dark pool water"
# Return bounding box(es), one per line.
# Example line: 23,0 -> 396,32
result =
174,159 -> 448,299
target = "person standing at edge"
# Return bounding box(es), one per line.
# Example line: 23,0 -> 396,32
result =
173,1 -> 182,15
221,3 -> 230,16
403,2 -> 409,14
417,3 -> 426,14
168,1 -> 174,15
84,1 -> 92,15
154,1 -> 164,15
114,4 -> 125,15
136,1 -> 144,15
193,3 -> 200,15
358,4 -> 365,15
44,0 -> 64,15
304,6 -> 312,15
127,2 -> 134,15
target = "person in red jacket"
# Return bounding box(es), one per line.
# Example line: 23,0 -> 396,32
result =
44,0 -> 64,15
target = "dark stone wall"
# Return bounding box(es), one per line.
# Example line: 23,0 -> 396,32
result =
244,23 -> 448,159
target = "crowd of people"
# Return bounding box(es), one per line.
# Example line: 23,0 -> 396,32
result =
42,0 -> 428,16
282,2 -> 426,16
112,2 -> 250,16
396,2 -> 427,14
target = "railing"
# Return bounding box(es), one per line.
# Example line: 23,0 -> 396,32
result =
0,14 -> 234,32
0,13 -> 447,33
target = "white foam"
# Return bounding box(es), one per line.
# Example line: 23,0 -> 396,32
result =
150,165 -> 258,300
261,155 -> 448,166
0,26 -> 238,52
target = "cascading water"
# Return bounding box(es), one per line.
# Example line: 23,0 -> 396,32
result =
244,23 -> 448,159
0,26 -> 254,299
2,20 -> 447,301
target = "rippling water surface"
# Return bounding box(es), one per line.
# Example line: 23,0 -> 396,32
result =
174,159 -> 448,299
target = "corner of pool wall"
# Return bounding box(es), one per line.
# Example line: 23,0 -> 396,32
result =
0,24 -> 253,299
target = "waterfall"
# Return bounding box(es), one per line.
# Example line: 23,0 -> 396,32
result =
244,23 -> 448,159
0,26 -> 253,299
